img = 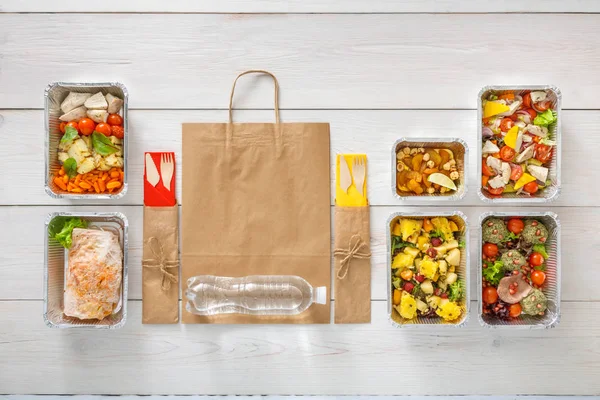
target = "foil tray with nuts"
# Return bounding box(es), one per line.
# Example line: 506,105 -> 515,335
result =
393,138 -> 467,201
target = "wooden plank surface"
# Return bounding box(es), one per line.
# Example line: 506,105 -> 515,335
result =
0,109 -> 596,206
1,300 -> 599,395
2,0 -> 600,13
1,6 -> 598,397
0,205 -> 593,302
1,14 -> 600,109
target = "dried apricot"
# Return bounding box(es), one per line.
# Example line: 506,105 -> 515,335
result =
407,179 -> 424,194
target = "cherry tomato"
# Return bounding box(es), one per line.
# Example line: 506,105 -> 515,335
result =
488,186 -> 504,195
524,108 -> 538,120
535,100 -> 551,112
507,218 -> 524,235
529,252 -> 544,267
482,160 -> 495,177
509,113 -> 519,122
510,164 -> 523,181
78,118 -> 96,136
111,125 -> 125,139
66,121 -> 79,132
500,146 -> 516,161
523,181 -> 539,194
531,270 -> 546,286
59,122 -> 67,134
107,114 -> 123,126
483,243 -> 499,257
95,123 -> 112,136
522,93 -> 532,108
500,118 -> 514,132
482,287 -> 499,304
509,303 -> 522,317
535,144 -> 552,163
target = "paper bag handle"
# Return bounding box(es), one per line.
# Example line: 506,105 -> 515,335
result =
229,70 -> 280,124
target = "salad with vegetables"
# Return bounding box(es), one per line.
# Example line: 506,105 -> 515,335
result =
390,216 -> 466,323
52,91 -> 125,195
481,90 -> 557,197
481,217 -> 550,320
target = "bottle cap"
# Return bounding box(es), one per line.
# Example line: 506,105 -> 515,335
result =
314,286 -> 327,304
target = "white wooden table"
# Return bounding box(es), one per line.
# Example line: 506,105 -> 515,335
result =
2,1 -> 600,396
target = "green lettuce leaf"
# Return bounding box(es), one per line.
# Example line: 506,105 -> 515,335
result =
482,260 -> 504,286
533,109 -> 557,127
533,244 -> 549,259
448,280 -> 463,301
391,235 -> 416,254
63,158 -> 78,178
60,126 -> 79,144
502,232 -> 520,242
48,217 -> 88,249
92,131 -> 119,156
429,229 -> 444,239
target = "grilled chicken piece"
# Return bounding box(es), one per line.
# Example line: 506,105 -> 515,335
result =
87,109 -> 108,123
59,106 -> 87,122
60,92 -> 92,113
84,92 -> 108,109
105,93 -> 124,114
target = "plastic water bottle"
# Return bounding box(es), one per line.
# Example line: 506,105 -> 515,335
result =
185,275 -> 327,316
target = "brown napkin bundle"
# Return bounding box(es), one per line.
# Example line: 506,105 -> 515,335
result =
142,206 -> 179,324
334,206 -> 371,323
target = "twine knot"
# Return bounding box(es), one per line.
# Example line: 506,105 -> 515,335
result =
333,234 -> 371,279
142,237 -> 179,291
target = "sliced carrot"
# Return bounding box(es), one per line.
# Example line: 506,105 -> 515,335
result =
79,181 -> 91,189
71,187 -> 83,193
54,177 -> 67,191
93,181 -> 100,193
102,172 -> 109,181
58,169 -> 65,176
62,175 -> 69,184
75,175 -> 81,185
110,171 -> 120,179
98,179 -> 106,192
106,181 -> 122,189
119,170 -> 124,180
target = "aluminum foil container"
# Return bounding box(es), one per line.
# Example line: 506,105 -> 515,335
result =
477,85 -> 561,203
478,212 -> 561,329
44,82 -> 129,199
392,138 -> 468,202
44,212 -> 129,328
387,211 -> 470,327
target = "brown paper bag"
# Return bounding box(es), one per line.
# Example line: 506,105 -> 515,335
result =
142,206 -> 179,324
181,70 -> 331,324
334,207 -> 371,323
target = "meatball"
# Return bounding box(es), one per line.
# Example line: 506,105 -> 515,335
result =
501,250 -> 527,271
522,220 -> 549,245
482,218 -> 509,244
520,288 -> 547,316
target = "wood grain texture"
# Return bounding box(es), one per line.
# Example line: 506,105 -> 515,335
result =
0,109 -> 597,206
1,205 -> 595,302
1,0 -> 600,13
1,300 -> 600,395
1,14 -> 600,109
